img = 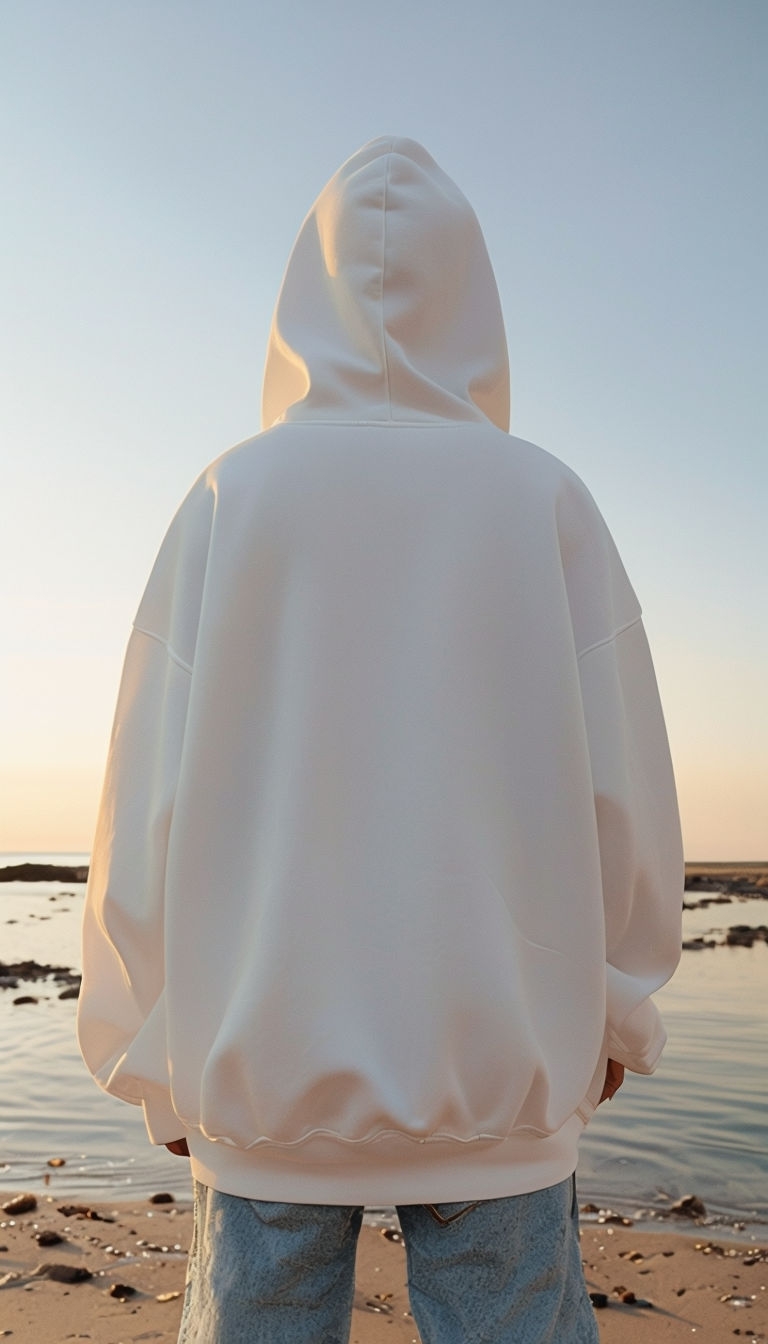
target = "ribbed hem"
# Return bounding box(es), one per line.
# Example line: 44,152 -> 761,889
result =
186,1115 -> 584,1205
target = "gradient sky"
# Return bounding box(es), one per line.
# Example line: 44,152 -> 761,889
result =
2,1 -> 766,858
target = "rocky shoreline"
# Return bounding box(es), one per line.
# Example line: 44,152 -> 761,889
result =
1,864 -> 766,1002
3,860 -> 766,893
0,863 -> 89,884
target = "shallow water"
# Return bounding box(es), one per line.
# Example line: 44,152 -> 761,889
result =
1,858 -> 766,1234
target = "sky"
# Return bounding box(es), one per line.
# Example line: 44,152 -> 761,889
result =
1,0 -> 766,859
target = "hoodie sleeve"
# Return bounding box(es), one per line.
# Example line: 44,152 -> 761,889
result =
578,619 -> 684,1073
76,628 -> 191,1141
558,473 -> 684,1075
76,481 -> 212,1143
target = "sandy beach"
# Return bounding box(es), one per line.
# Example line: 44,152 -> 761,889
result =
1,1190 -> 766,1342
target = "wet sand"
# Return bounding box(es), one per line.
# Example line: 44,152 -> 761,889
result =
1,1191 -> 766,1342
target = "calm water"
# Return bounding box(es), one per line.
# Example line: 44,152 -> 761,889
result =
1,855 -> 766,1235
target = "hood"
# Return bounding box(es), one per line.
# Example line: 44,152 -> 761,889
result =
261,136 -> 510,431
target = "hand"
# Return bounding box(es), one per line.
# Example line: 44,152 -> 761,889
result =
164,1137 -> 190,1156
599,1058 -> 625,1104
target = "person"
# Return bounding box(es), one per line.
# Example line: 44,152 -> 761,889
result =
77,136 -> 683,1343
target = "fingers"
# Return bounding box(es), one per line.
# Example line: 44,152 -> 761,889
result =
164,1137 -> 190,1156
598,1058 -> 626,1104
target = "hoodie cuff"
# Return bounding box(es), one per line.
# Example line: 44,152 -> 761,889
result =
141,1086 -> 187,1145
607,997 -> 667,1074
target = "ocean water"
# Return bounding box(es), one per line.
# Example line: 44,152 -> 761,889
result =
1,855 -> 766,1235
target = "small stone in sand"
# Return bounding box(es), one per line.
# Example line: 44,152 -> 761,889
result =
669,1194 -> 706,1218
47,1157 -> 66,1168
57,1203 -> 115,1223
33,1263 -> 92,1283
108,1282 -> 136,1299
589,1292 -> 609,1309
12,996 -> 38,1006
2,1193 -> 37,1215
149,1192 -> 175,1204
35,1230 -> 64,1247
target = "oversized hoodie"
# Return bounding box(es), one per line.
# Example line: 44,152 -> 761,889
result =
77,137 -> 683,1205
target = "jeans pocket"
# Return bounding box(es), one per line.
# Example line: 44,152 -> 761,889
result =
422,1200 -> 482,1225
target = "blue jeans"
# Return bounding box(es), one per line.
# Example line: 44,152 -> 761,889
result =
178,1174 -> 598,1343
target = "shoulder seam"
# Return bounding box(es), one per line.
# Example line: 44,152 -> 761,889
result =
132,624 -> 193,675
577,615 -> 643,663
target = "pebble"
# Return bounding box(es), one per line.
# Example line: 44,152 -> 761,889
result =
33,1263 -> 92,1283
2,1194 -> 37,1215
35,1230 -> 64,1247
108,1282 -> 136,1299
57,1204 -> 115,1223
149,1192 -> 174,1204
669,1194 -> 707,1218
47,1157 -> 66,1168
589,1292 -> 609,1309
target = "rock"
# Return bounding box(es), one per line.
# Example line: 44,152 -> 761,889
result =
0,960 -> 79,987
33,1263 -> 92,1283
2,1193 -> 37,1215
58,986 -> 80,1000
0,863 -> 89,884
149,1192 -> 175,1204
726,927 -> 755,947
46,1157 -> 66,1168
670,1194 -> 706,1218
589,1292 -> 609,1309
35,1230 -> 64,1246
57,1203 -> 114,1223
12,996 -> 38,1006
620,1290 -> 637,1304
580,1203 -> 600,1213
108,1282 -> 136,1298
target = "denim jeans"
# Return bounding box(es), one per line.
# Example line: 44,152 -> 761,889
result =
178,1173 -> 598,1343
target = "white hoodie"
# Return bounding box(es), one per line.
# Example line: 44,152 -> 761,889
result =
77,137 -> 683,1205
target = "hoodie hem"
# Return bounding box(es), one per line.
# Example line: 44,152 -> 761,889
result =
185,1115 -> 585,1205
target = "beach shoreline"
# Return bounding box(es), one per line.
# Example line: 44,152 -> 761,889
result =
2,859 -> 766,1340
3,859 -> 767,885
1,860 -> 767,1231
1,1189 -> 766,1343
